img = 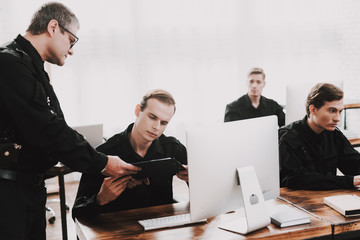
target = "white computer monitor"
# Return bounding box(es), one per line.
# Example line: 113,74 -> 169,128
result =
186,115 -> 279,234
72,123 -> 104,148
286,81 -> 343,125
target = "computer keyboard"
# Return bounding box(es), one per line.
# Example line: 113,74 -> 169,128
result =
138,213 -> 207,231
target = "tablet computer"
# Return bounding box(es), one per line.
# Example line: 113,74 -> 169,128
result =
132,157 -> 185,178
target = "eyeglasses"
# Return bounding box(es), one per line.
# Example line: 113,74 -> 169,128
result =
59,24 -> 79,49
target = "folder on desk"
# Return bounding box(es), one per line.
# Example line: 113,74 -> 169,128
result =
269,204 -> 310,228
324,195 -> 360,217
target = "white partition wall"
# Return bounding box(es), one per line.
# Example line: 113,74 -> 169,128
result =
2,0 -> 360,140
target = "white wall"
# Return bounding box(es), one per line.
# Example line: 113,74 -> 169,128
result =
2,0 -> 360,143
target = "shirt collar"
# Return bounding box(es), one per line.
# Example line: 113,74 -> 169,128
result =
301,116 -> 324,143
122,123 -> 166,159
245,94 -> 266,109
15,34 -> 44,69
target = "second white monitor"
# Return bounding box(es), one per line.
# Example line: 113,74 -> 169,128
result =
186,115 -> 280,222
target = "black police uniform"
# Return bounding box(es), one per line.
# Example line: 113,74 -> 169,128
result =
0,35 -> 108,240
224,94 -> 285,127
279,116 -> 360,190
72,123 -> 187,219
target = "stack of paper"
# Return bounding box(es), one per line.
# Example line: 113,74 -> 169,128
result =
324,195 -> 360,217
269,204 -> 311,228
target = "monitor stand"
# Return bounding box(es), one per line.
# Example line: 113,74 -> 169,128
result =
218,165 -> 270,234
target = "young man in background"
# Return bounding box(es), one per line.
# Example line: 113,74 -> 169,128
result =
224,67 -> 285,127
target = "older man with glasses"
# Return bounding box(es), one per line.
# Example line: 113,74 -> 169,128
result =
0,2 -> 139,240
59,24 -> 79,49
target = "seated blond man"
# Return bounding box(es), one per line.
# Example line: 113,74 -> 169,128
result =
72,89 -> 188,218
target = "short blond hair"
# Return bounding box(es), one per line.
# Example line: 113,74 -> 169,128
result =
248,67 -> 265,80
140,89 -> 176,113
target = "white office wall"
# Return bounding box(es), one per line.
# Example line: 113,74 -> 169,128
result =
1,0 -> 360,142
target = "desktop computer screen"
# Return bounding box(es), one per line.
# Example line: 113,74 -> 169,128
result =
72,123 -> 104,148
186,115 -> 279,233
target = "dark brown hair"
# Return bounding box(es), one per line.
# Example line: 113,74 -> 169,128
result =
306,83 -> 343,117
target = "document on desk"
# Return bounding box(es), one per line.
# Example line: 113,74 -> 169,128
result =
269,204 -> 310,228
324,195 -> 360,217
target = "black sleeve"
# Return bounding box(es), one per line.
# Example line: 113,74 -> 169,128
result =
168,138 -> 188,187
337,131 -> 360,176
279,131 -> 353,190
0,53 -> 107,173
276,104 -> 286,127
164,136 -> 187,165
224,104 -> 238,122
175,142 -> 188,166
72,172 -> 105,219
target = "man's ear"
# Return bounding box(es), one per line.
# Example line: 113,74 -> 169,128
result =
47,19 -> 59,37
309,104 -> 317,115
135,104 -> 141,117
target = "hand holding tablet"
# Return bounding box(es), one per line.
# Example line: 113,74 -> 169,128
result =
132,157 -> 185,178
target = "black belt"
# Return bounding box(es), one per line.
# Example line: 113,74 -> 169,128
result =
0,169 -> 45,186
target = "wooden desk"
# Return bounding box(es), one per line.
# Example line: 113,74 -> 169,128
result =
75,199 -> 331,240
348,138 -> 360,147
280,188 -> 360,239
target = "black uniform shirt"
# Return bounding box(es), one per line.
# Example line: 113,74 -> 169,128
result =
0,35 -> 107,174
72,123 -> 187,219
224,94 -> 285,127
279,116 -> 360,190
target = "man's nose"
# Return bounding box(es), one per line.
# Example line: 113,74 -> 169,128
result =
153,121 -> 160,130
334,112 -> 341,122
68,48 -> 74,55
